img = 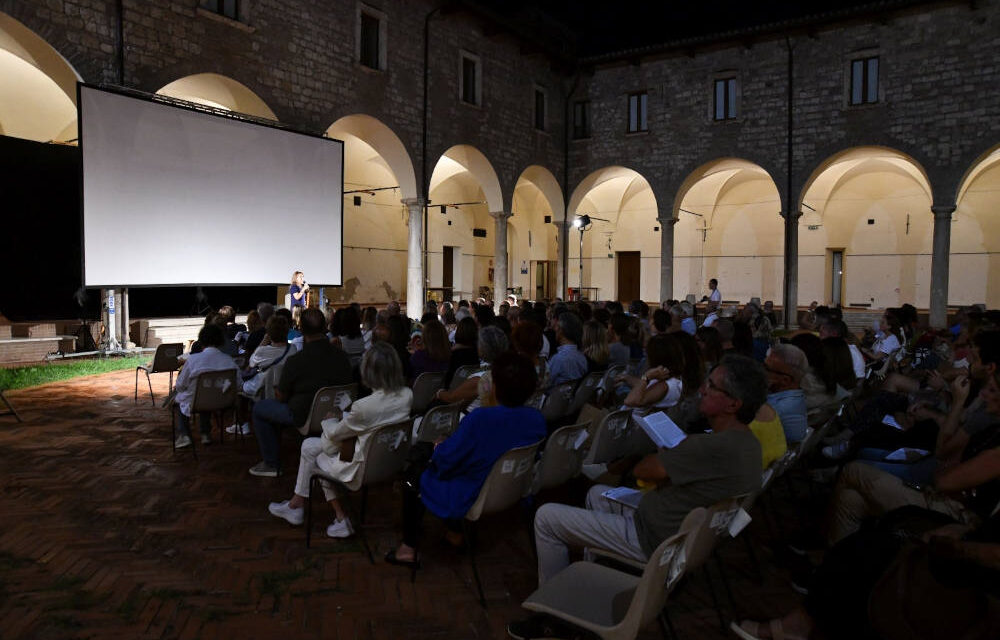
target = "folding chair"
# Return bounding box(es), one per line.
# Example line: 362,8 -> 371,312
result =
522,508 -> 707,640
529,422 -> 590,495
410,371 -> 446,416
170,369 -> 237,458
413,401 -> 463,443
297,384 -> 358,436
135,342 -> 183,405
306,419 -> 413,558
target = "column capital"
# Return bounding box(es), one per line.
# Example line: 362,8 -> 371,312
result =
931,204 -> 957,218
401,197 -> 427,209
656,215 -> 679,226
489,210 -> 511,220
779,210 -> 803,221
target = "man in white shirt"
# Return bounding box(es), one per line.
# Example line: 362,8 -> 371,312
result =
707,278 -> 722,304
702,300 -> 720,328
172,323 -> 239,448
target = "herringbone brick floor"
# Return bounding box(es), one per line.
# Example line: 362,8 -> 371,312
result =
0,370 -> 804,639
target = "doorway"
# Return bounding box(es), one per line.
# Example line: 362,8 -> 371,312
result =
828,249 -> 844,307
617,251 -> 641,302
443,246 -> 454,300
533,260 -> 557,301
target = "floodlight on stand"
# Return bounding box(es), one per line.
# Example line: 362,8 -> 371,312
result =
573,214 -> 591,229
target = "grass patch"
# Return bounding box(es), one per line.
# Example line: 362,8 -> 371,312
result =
0,355 -> 147,390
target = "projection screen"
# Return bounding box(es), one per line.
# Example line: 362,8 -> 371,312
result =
79,84 -> 343,287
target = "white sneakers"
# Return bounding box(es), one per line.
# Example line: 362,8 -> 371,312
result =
326,518 -> 354,538
268,500 -> 304,526
174,434 -> 192,449
226,422 -> 251,435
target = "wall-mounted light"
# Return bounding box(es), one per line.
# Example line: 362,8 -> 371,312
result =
353,196 -> 362,207
440,205 -> 447,214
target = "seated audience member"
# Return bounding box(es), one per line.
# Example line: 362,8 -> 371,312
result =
744,300 -> 773,361
618,334 -> 686,412
385,314 -> 412,379
216,304 -> 246,354
582,320 -> 610,374
238,309 -> 262,354
762,300 -> 778,327
791,333 -> 850,423
443,316 -> 480,388
230,315 -> 292,435
512,321 -> 548,390
385,352 -> 546,566
335,306 -> 365,369
651,308 -> 670,336
244,302 -> 275,356
679,300 -> 697,335
820,319 -> 866,380
607,312 -> 632,368
249,308 -> 353,477
863,309 -> 904,362
765,343 -> 811,443
546,311 -> 588,389
696,326 -> 724,374
750,402 -> 788,468
509,355 -> 765,637
409,318 -> 451,382
716,318 -> 736,352
435,326 -> 508,411
267,342 -> 413,537
361,306 -> 378,351
702,300 -> 721,327
171,323 -> 239,448
821,334 -> 859,392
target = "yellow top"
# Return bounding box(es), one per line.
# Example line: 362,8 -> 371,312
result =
750,410 -> 788,469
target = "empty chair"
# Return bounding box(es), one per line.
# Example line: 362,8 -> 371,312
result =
170,369 -> 238,456
135,342 -> 183,405
529,422 -> 590,495
410,371 -> 445,416
583,409 -> 634,466
519,508 -> 707,640
306,419 -> 413,557
297,384 -> 358,436
566,371 -> 604,418
413,401 -> 463,443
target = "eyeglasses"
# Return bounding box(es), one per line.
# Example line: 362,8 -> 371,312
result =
703,370 -> 733,398
764,364 -> 792,379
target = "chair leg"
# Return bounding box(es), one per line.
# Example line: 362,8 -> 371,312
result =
713,550 -> 738,620
360,486 -> 369,525
0,390 -> 22,422
742,533 -> 764,584
146,371 -> 155,406
463,521 -> 486,607
658,608 -> 678,640
307,475 -> 317,548
134,368 -> 140,403
701,565 -> 726,633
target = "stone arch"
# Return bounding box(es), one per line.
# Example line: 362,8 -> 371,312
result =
673,158 -> 783,304
510,165 -> 563,299
0,11 -> 81,142
155,73 -> 277,120
953,144 -> 1000,307
326,114 -> 417,201
797,146 -> 934,309
568,166 -> 658,302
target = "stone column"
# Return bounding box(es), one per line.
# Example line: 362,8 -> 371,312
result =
929,204 -> 956,329
491,211 -> 511,311
402,198 -> 426,321
781,209 -> 802,328
657,216 -> 678,303
554,220 -> 569,300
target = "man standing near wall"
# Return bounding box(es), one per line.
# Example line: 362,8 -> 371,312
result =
704,278 -> 722,304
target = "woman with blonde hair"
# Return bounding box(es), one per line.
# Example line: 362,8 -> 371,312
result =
582,319 -> 610,374
289,270 -> 309,309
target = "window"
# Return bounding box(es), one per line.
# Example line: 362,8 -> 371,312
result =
203,0 -> 239,20
714,78 -> 738,120
572,100 -> 590,139
850,56 -> 879,105
460,52 -> 481,105
356,4 -> 386,71
534,87 -> 546,131
627,92 -> 648,133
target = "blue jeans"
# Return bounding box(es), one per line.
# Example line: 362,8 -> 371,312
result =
856,448 -> 937,486
253,399 -> 296,467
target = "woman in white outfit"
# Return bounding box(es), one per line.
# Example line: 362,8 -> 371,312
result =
266,342 -> 413,537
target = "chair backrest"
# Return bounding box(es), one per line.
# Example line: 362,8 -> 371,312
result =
583,409 -> 633,465
598,364 -> 626,403
530,422 -> 590,494
149,343 -> 183,374
414,401 -> 463,443
616,508 -> 707,638
524,390 -> 545,410
298,383 -> 359,436
359,419 -> 413,485
566,371 -> 604,418
450,364 -> 484,390
191,369 -> 238,413
411,371 -> 446,415
691,494 -> 751,567
540,381 -> 576,423
465,440 -> 542,521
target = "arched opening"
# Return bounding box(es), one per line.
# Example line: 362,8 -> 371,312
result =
799,147 -> 932,309
568,167 -> 657,303
511,165 -> 562,300
0,11 -> 80,142
674,159 -> 782,304
156,73 -> 277,119
325,115 -> 418,304
954,145 -> 1000,307
428,145 -> 503,301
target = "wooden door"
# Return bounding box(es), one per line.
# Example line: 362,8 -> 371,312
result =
617,252 -> 641,302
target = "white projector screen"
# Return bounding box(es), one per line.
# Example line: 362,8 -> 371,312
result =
80,84 -> 343,287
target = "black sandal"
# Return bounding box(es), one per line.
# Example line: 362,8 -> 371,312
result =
384,549 -> 420,569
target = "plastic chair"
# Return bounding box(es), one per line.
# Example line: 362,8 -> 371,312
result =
529,422 -> 590,495
540,381 -> 576,424
135,342 -> 182,405
566,371 -> 604,418
596,364 -> 626,406
297,384 -> 358,436
306,418 -> 413,558
462,440 -> 543,606
410,371 -> 445,416
582,409 -> 633,466
521,508 -> 707,640
450,364 -> 484,390
413,401 -> 463,443
170,369 -> 238,457
524,390 -> 545,409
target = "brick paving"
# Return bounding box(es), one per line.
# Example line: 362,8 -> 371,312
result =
0,370 -> 805,639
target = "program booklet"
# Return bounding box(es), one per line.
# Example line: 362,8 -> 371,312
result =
633,411 -> 687,449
